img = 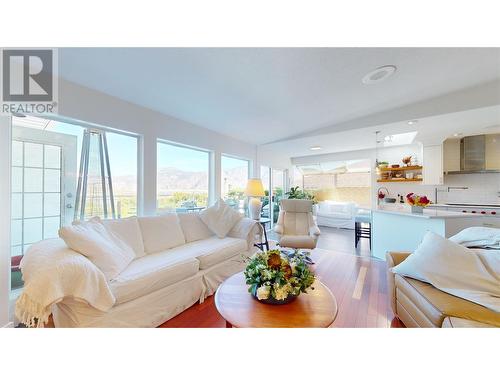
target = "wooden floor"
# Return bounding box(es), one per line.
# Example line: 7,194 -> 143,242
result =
160,248 -> 404,328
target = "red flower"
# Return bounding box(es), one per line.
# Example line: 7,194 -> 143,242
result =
420,196 -> 430,204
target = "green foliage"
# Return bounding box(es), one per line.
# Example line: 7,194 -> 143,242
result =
157,191 -> 208,212
244,250 -> 315,301
286,186 -> 317,204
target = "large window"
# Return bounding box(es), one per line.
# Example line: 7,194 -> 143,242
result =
10,115 -> 139,290
157,141 -> 210,213
221,155 -> 249,213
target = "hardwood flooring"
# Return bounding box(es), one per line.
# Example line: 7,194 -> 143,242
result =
160,248 -> 404,328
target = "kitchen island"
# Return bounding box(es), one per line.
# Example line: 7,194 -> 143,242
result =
372,205 -> 495,259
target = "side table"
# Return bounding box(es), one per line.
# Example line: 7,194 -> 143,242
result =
254,217 -> 271,251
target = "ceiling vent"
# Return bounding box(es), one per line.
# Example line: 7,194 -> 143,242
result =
362,65 -> 397,84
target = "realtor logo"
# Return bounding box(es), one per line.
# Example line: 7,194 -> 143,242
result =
1,48 -> 58,115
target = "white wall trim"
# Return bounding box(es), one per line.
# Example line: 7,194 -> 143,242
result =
0,116 -> 12,327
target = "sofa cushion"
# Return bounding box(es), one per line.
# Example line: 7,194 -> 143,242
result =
102,216 -> 145,258
138,214 -> 186,254
177,212 -> 213,243
279,235 -> 316,249
174,236 -> 247,269
316,211 -> 352,220
396,274 -> 500,327
199,199 -> 242,238
110,251 -> 200,304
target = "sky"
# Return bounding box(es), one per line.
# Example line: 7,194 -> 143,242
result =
50,120 -> 249,176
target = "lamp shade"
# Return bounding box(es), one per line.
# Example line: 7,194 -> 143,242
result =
245,178 -> 265,197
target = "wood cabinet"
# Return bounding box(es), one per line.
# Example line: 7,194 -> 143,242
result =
485,134 -> 500,170
443,138 -> 460,172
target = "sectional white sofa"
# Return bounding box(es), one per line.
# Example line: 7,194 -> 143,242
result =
19,212 -> 260,328
314,201 -> 359,229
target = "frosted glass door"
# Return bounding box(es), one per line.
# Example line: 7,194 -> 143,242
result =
11,141 -> 62,256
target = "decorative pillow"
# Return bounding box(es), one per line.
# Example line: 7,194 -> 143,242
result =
177,212 -> 213,243
137,214 -> 186,254
449,226 -> 500,249
59,217 -> 136,280
199,199 -> 242,238
102,216 -> 146,257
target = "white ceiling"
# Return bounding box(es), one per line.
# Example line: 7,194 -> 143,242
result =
259,105 -> 500,161
58,48 -> 500,145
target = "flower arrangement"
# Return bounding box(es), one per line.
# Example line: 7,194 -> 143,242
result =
406,193 -> 431,213
406,192 -> 431,206
244,250 -> 315,304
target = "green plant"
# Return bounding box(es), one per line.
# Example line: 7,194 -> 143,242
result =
286,186 -> 317,203
244,250 -> 315,301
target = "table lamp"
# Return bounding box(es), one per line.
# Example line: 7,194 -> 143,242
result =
245,178 -> 265,220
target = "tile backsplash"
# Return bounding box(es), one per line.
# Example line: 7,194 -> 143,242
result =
375,173 -> 500,206
438,173 -> 500,205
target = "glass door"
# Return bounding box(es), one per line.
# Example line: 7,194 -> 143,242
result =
11,126 -> 77,290
271,169 -> 286,224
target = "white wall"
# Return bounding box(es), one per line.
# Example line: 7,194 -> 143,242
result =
0,116 -> 12,327
56,79 -> 258,214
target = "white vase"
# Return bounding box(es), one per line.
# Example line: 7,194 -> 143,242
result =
248,197 -> 262,220
411,206 -> 424,214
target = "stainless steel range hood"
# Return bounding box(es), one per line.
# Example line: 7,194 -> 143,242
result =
445,134 -> 500,174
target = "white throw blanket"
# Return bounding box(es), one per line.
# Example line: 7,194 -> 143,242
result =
450,226 -> 500,249
16,238 -> 115,327
392,231 -> 500,313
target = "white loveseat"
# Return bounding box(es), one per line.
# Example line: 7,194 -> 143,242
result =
313,201 -> 358,229
19,212 -> 260,328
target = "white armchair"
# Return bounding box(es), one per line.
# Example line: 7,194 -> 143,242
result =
275,199 -> 320,250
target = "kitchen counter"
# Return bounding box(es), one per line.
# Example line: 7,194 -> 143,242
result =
371,205 -> 496,259
374,205 -> 481,219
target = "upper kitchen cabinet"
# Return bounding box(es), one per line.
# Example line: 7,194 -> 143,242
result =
485,134 -> 500,170
443,138 -> 460,172
423,144 -> 444,185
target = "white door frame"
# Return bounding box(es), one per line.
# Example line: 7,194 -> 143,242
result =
0,116 -> 12,327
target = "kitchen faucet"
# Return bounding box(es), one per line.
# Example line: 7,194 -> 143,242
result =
377,187 -> 389,203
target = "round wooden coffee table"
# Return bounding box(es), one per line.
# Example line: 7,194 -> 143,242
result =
215,272 -> 338,328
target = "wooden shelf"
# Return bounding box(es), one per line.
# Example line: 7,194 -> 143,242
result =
377,178 -> 423,183
378,165 -> 423,172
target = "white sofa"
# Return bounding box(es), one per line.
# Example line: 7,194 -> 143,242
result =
20,212 -> 260,328
313,201 -> 358,229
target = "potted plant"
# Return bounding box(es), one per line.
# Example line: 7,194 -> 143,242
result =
286,186 -> 317,203
406,193 -> 431,213
244,250 -> 315,305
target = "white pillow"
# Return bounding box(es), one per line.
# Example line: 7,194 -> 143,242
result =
199,199 -> 242,238
138,214 -> 186,254
449,226 -> 500,249
59,217 -> 135,280
177,212 -> 213,243
102,216 -> 146,257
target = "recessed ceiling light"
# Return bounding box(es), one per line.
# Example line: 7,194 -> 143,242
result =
310,146 -> 322,151
453,133 -> 463,137
362,65 -> 397,84
407,120 -> 418,125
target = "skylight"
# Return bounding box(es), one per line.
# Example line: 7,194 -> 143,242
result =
382,131 -> 417,147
